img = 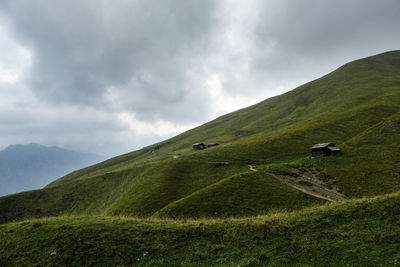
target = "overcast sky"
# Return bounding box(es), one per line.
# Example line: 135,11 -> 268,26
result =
0,0 -> 399,157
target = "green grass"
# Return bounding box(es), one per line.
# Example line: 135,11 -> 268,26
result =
303,111 -> 400,197
1,191 -> 400,266
105,159 -> 249,217
153,171 -> 325,219
0,50 -> 400,222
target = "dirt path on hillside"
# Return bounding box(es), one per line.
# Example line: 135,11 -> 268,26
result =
248,165 -> 257,171
266,167 -> 348,202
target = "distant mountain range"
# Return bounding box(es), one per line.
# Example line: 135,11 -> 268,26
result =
0,143 -> 104,197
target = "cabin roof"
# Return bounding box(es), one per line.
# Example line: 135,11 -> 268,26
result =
311,143 -> 335,149
327,146 -> 341,151
193,143 -> 205,146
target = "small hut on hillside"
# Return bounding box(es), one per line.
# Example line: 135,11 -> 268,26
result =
193,143 -> 206,150
310,143 -> 341,157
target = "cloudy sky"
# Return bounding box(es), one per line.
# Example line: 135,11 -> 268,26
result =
0,0 -> 399,157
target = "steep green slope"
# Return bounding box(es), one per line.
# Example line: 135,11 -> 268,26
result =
153,172 -> 326,219
308,110 -> 400,197
50,50 -> 400,186
0,50 -> 399,222
0,158 -> 323,223
1,191 -> 399,266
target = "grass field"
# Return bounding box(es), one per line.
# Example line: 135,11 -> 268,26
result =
1,191 -> 399,266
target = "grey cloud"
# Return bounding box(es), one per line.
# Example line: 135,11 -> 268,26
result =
0,100 -> 158,156
251,0 -> 400,82
1,0 -> 400,157
0,0 -> 217,123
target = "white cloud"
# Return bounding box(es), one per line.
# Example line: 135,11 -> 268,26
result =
0,65 -> 19,83
0,18 -> 32,84
118,112 -> 196,137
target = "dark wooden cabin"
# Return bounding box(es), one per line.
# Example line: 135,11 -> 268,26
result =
207,143 -> 219,148
310,143 -> 341,157
193,143 -> 206,150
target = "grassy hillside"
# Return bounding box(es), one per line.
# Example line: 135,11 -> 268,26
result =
1,191 -> 399,266
308,110 -> 400,197
0,50 -> 399,223
153,172 -> 326,219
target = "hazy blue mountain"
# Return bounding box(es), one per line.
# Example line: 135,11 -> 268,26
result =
0,143 -> 104,197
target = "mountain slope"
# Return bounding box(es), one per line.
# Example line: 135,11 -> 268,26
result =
0,143 -> 104,197
47,50 -> 400,186
1,191 -> 399,266
153,171 -> 326,219
0,50 -> 399,222
309,110 -> 400,197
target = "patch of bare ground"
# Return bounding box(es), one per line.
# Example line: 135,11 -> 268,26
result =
266,167 -> 348,202
248,165 -> 257,171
